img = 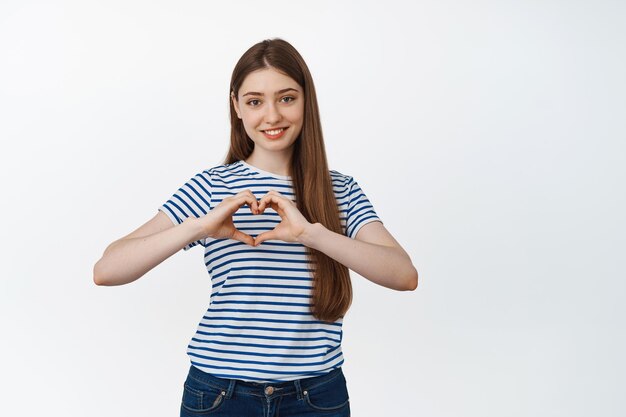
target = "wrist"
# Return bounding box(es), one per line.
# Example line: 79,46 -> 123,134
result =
182,216 -> 206,242
297,222 -> 325,247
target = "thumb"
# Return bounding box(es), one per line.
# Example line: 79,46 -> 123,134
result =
232,229 -> 255,246
254,230 -> 278,246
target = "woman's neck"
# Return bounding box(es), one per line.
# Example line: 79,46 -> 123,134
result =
244,152 -> 292,177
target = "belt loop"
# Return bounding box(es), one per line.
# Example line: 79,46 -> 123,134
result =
293,378 -> 303,401
225,378 -> 236,399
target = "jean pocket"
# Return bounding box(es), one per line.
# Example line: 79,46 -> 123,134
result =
181,378 -> 227,414
303,373 -> 350,412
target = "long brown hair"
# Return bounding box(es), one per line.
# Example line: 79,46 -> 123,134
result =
223,38 -> 351,323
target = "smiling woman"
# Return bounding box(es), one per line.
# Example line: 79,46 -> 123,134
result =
93,37 -> 418,417
230,67 -> 304,162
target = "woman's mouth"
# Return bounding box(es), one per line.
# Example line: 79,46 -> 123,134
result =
262,127 -> 288,139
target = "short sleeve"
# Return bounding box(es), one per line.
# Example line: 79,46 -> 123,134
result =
158,171 -> 212,251
344,176 -> 383,239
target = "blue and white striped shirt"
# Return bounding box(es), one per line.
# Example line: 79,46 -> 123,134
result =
158,160 -> 382,382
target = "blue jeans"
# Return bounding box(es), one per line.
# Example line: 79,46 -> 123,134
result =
180,364 -> 351,416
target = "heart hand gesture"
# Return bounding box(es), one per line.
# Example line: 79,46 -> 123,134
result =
253,190 -> 312,246
196,190 -> 259,246
194,189 -> 312,247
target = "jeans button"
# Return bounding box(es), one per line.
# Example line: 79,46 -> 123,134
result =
265,386 -> 274,395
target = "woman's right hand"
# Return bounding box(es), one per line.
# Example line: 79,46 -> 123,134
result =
196,189 -> 259,246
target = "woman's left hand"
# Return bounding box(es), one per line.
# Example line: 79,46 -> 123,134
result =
254,190 -> 312,246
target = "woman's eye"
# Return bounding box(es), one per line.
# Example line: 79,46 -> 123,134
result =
247,99 -> 261,106
281,96 -> 295,103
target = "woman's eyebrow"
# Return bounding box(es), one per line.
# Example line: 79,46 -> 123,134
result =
242,87 -> 299,97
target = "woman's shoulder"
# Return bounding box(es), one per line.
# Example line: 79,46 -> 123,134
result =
194,160 -> 247,178
329,168 -> 355,188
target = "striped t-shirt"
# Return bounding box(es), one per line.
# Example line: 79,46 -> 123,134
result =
158,160 -> 382,382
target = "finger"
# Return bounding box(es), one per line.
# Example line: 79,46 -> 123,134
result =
232,229 -> 255,246
233,193 -> 259,214
258,194 -> 284,213
238,189 -> 259,214
267,199 -> 287,217
257,196 -> 266,213
245,190 -> 259,213
254,229 -> 278,246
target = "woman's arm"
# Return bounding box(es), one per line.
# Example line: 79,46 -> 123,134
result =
252,190 -> 418,291
254,190 -> 417,291
93,211 -> 205,286
94,191 -> 260,286
298,221 -> 418,291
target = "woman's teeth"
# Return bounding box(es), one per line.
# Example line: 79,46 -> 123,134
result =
264,128 -> 284,135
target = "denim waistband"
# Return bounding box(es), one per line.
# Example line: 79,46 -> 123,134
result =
186,364 -> 345,401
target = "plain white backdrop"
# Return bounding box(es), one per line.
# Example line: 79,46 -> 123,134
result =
1,0 -> 625,416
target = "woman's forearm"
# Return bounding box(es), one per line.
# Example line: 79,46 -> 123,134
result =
298,223 -> 418,291
93,217 -> 204,286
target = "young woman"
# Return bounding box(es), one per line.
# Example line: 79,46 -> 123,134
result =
94,37 -> 418,417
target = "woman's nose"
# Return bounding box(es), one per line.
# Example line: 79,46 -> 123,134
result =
264,102 -> 282,124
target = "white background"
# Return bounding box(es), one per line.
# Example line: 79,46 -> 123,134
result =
1,1 -> 625,416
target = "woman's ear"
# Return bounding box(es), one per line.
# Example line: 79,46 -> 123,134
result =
231,92 -> 242,119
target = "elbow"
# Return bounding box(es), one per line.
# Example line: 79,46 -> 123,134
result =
93,274 -> 105,286
93,266 -> 103,286
93,260 -> 108,286
404,267 -> 418,291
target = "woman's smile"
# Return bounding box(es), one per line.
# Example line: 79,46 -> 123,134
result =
262,127 -> 288,139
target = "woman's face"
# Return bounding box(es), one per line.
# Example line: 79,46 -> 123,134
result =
232,67 -> 304,156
